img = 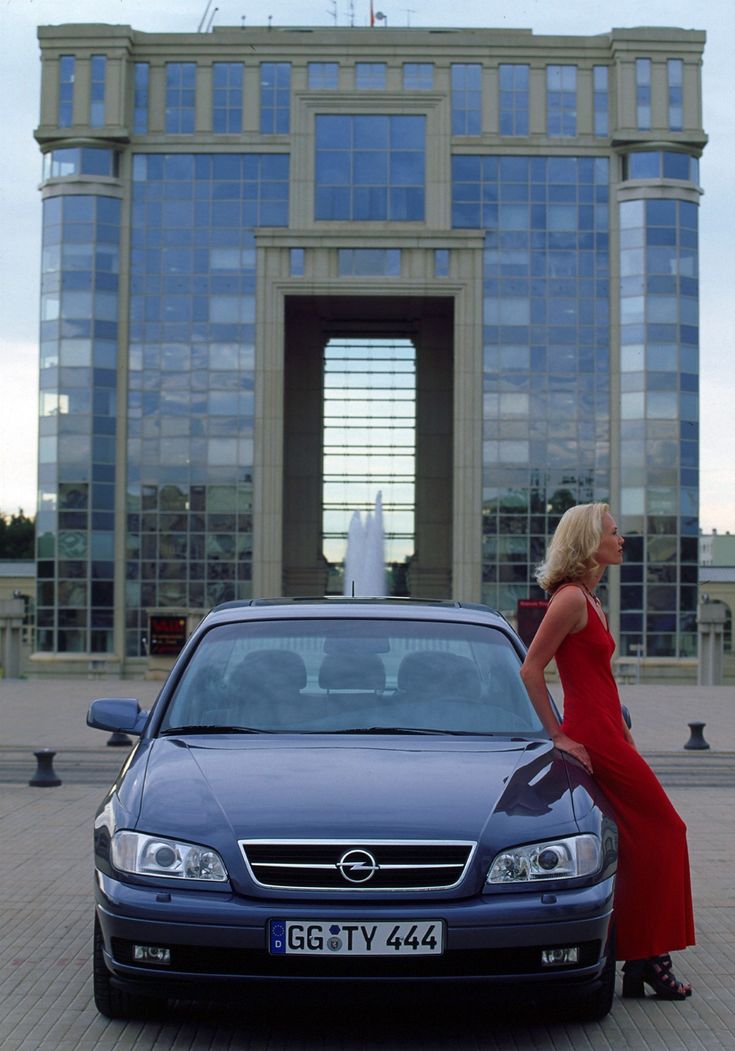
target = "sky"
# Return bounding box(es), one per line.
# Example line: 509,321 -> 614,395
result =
1,0 -> 734,532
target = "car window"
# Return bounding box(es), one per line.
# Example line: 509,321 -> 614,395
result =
160,618 -> 544,736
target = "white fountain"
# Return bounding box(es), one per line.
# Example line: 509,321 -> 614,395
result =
343,492 -> 386,596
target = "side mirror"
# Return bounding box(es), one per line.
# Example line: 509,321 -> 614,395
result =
87,698 -> 148,736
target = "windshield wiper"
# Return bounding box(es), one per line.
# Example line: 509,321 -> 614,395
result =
160,724 -> 273,736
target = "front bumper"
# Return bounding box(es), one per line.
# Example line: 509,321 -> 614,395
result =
96,871 -> 615,997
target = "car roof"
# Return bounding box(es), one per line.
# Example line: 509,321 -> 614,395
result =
202,597 -> 513,632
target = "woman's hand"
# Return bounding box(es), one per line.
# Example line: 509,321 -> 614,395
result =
551,731 -> 593,774
623,723 -> 637,751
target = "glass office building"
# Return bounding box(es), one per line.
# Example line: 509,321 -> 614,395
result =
34,22 -> 706,674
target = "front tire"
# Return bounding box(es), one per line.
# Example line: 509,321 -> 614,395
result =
93,917 -> 164,1019
570,926 -> 616,1022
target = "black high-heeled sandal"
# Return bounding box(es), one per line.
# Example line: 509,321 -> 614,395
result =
621,954 -> 691,1000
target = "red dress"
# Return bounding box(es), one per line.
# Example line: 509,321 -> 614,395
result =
554,586 -> 696,961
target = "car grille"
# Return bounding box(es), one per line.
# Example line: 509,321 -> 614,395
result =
240,840 -> 476,891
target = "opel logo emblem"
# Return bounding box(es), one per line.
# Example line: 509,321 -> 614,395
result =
336,848 -> 379,884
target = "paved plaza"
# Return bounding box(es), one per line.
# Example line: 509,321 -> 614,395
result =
1,676 -> 734,1050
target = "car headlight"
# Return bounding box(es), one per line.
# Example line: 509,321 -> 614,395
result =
486,834 -> 601,884
111,831 -> 228,882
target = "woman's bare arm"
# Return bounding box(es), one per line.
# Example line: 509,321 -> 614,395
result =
520,587 -> 593,773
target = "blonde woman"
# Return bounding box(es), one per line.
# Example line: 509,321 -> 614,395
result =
520,503 -> 695,1000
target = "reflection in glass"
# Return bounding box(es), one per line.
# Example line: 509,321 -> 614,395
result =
322,339 -> 415,593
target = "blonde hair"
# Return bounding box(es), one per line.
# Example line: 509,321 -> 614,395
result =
535,502 -> 610,593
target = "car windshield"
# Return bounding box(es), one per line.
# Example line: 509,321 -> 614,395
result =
160,617 -> 544,737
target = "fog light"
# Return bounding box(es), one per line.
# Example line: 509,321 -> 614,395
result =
133,945 -> 171,966
541,946 -> 579,967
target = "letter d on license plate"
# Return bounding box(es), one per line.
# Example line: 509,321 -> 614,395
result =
269,920 -> 444,956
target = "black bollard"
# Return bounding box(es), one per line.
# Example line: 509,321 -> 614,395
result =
684,722 -> 710,751
106,731 -> 133,747
29,749 -> 62,787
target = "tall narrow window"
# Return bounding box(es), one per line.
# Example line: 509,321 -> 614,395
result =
499,64 -> 529,136
90,55 -> 106,127
322,338 -> 416,596
547,65 -> 577,136
58,55 -> 75,128
213,62 -> 243,133
593,65 -> 609,137
636,58 -> 652,130
260,62 -> 291,134
133,63 -> 149,134
668,59 -> 683,131
165,63 -> 196,133
451,64 -> 482,135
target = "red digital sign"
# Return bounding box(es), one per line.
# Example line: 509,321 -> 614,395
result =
149,615 -> 188,656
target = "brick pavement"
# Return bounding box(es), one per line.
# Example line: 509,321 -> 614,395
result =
1,677 -> 734,1050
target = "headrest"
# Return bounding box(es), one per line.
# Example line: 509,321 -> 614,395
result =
397,651 -> 481,700
236,649 -> 307,692
319,652 -> 386,692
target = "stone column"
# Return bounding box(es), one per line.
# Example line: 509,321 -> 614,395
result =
0,599 -> 25,678
698,601 -> 726,686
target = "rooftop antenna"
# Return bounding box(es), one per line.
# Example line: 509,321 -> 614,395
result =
197,0 -> 215,32
205,6 -> 219,31
327,1 -> 338,26
404,8 -> 415,25
375,10 -> 387,26
268,14 -> 273,29
241,15 -> 246,26
349,0 -> 355,26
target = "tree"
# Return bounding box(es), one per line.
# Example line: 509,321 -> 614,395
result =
0,511 -> 35,559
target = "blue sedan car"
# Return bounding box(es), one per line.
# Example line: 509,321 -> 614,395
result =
88,598 -> 618,1020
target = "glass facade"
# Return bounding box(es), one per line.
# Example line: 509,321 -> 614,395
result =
355,63 -> 386,90
213,63 -> 243,133
453,155 -> 610,616
619,196 -> 699,658
547,66 -> 577,137
133,63 -> 149,134
636,58 -> 652,130
125,153 -> 288,656
338,249 -> 401,277
403,63 -> 434,90
90,55 -> 107,127
315,115 -> 425,221
43,147 -> 117,180
668,59 -> 684,131
623,151 -> 699,183
434,248 -> 450,277
260,63 -> 291,133
58,55 -> 75,127
451,64 -> 482,135
34,24 -> 705,670
290,247 -> 305,276
322,338 -> 416,590
37,194 -> 120,653
165,63 -> 196,133
308,62 -> 339,89
593,66 -> 609,137
499,65 -> 529,136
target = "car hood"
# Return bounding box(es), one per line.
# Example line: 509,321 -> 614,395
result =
137,735 -> 576,847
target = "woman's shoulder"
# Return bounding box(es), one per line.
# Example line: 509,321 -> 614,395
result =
549,582 -> 586,606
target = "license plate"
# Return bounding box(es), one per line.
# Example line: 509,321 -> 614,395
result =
269,920 -> 444,956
